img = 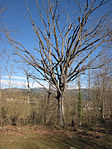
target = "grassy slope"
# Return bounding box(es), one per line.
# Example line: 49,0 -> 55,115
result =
0,126 -> 112,149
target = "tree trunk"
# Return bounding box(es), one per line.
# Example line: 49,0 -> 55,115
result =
26,74 -> 31,104
57,92 -> 65,127
78,76 -> 82,126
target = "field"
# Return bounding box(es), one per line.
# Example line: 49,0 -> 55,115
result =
0,125 -> 112,149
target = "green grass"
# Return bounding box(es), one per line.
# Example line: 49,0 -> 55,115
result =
0,126 -> 112,149
0,126 -> 72,149
0,134 -> 71,149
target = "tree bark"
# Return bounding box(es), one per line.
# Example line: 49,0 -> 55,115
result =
78,76 -> 82,126
57,91 -> 65,127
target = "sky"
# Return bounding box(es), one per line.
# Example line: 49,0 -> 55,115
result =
0,0 -> 38,88
0,0 -> 112,89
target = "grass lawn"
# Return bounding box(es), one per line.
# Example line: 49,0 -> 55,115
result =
0,125 -> 112,149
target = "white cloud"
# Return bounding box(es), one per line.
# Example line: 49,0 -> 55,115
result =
1,76 -> 51,89
3,76 -> 26,80
1,80 -> 26,88
1,79 -> 44,88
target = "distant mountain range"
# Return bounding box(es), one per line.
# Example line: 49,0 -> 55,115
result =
2,87 -> 93,100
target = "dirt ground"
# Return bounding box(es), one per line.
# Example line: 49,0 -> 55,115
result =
0,125 -> 112,149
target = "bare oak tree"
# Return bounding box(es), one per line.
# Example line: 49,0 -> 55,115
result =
7,0 -> 112,127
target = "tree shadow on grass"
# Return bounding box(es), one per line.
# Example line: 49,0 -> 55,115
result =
43,131 -> 111,149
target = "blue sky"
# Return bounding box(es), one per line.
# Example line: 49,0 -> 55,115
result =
0,0 -> 35,88
0,0 -> 112,88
